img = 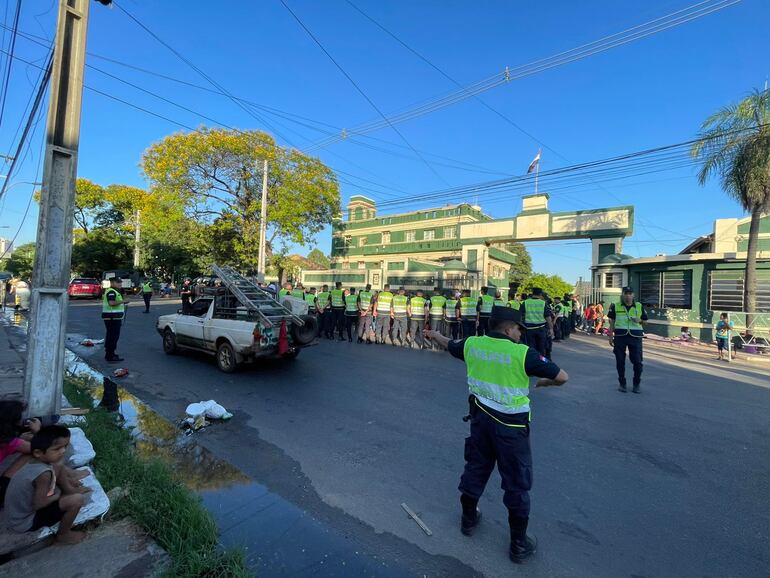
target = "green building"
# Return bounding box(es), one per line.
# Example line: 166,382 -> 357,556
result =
591,213 -> 770,341
302,196 -> 518,292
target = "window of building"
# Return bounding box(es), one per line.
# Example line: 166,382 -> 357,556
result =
604,272 -> 623,288
358,261 -> 365,269
432,211 -> 437,218
444,227 -> 456,239
424,230 -> 435,241
343,236 -> 352,247
359,237 -> 367,247
405,230 -> 416,242
382,231 -> 390,244
639,271 -> 693,309
662,270 -> 692,309
708,270 -> 770,312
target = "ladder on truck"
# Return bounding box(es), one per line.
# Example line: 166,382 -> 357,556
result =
211,265 -> 304,328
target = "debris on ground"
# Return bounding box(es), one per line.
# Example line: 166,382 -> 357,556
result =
112,368 -> 129,378
185,400 -> 233,420
401,502 -> 433,536
79,338 -> 105,347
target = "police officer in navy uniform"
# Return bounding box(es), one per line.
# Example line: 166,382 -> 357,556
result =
102,277 -> 127,362
608,286 -> 648,393
425,306 -> 568,563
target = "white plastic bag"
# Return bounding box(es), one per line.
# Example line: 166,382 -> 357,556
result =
185,400 -> 232,420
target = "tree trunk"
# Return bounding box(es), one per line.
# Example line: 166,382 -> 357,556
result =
743,207 -> 761,334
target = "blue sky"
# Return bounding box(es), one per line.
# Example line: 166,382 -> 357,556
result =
0,0 -> 767,282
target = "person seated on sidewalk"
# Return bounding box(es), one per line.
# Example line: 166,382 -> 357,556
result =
1,425 -> 90,544
679,327 -> 693,342
0,401 -> 88,509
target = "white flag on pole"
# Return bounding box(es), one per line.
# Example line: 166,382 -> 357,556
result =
527,150 -> 541,174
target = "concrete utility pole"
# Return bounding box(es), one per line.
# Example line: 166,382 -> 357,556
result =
133,209 -> 141,269
24,0 -> 96,416
257,159 -> 268,283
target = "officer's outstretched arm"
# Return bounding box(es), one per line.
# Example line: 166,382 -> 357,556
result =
424,329 -> 450,350
535,369 -> 568,387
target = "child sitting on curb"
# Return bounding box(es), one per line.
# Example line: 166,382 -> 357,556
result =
1,425 -> 90,544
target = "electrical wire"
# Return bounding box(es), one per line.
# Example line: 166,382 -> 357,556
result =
0,0 -> 21,130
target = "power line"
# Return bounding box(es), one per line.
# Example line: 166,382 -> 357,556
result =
277,0 -> 451,187
0,0 -> 21,130
304,0 -> 740,152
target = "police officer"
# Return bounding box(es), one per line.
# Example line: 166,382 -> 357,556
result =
279,282 -> 292,299
458,289 -> 476,339
391,287 -> 409,347
141,278 -> 153,313
445,290 -> 460,339
424,306 -> 568,563
102,277 -> 127,362
374,284 -> 394,344
477,286 -> 494,336
304,287 -> 317,314
343,288 -> 358,343
428,287 -> 447,347
520,288 -> 553,357
180,278 -> 193,314
494,291 -> 506,308
608,287 -> 648,393
408,289 -> 427,349
316,284 -> 332,339
357,284 -> 374,344
330,281 -> 346,341
290,283 -> 305,300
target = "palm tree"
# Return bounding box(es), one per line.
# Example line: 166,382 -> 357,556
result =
691,89 -> 770,316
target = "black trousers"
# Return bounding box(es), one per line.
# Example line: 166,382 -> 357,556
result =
553,318 -> 563,340
477,316 -> 490,336
103,319 -> 122,359
461,319 -> 476,339
614,334 -> 643,386
459,401 -> 532,517
526,327 -> 547,356
344,314 -> 357,340
447,321 -> 459,340
142,292 -> 151,312
561,317 -> 570,338
320,310 -> 332,337
331,308 -> 345,338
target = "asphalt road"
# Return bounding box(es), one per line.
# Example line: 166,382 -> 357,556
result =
65,299 -> 770,577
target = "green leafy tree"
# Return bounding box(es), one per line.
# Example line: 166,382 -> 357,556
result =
141,127 -> 340,269
521,273 -> 573,299
306,248 -> 330,269
505,242 -> 532,285
691,89 -> 770,314
5,242 -> 35,279
70,229 -> 133,278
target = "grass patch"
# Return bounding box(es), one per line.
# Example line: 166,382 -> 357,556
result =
64,376 -> 249,577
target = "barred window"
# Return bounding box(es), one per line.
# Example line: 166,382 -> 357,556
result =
662,270 -> 692,309
604,272 -> 623,288
639,272 -> 661,307
709,271 -> 770,312
424,230 -> 435,241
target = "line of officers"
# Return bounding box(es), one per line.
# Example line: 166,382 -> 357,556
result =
279,281 -> 568,358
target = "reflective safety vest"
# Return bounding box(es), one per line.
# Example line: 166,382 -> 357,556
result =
494,299 -> 506,308
479,294 -> 494,315
459,296 -> 476,318
377,291 -> 393,313
142,282 -> 152,294
279,289 -> 290,298
463,336 -> 530,414
359,291 -> 372,311
101,288 -> 125,320
392,294 -> 408,316
291,289 -> 305,299
429,295 -> 446,317
508,299 -> 521,310
304,293 -> 317,307
554,303 -> 563,317
345,293 -> 358,314
613,301 -> 644,336
445,298 -> 458,320
330,289 -> 345,308
523,298 -> 546,328
316,291 -> 330,310
410,296 -> 426,319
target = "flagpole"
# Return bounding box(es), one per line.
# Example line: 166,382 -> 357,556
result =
535,156 -> 539,195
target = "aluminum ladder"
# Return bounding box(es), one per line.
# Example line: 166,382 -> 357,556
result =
211,265 -> 304,328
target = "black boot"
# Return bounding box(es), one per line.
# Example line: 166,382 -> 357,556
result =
618,380 -> 627,393
632,379 -> 641,394
508,512 -> 536,563
460,494 -> 481,536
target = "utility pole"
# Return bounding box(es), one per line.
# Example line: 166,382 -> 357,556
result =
257,159 -> 268,283
133,209 -> 141,269
24,0 -> 98,416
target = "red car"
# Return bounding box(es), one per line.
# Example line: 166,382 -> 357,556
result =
68,278 -> 102,299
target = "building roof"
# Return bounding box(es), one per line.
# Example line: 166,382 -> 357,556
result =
443,259 -> 468,271
598,253 -> 634,265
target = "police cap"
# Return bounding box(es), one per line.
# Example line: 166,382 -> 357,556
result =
490,305 -> 526,329
622,286 -> 634,294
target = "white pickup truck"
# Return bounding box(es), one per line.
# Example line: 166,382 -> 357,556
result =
156,294 -> 318,372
